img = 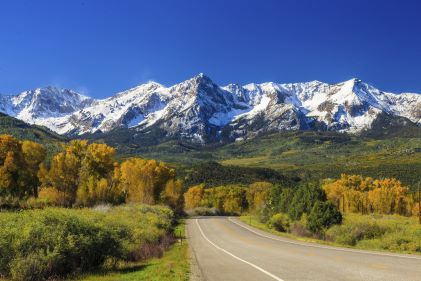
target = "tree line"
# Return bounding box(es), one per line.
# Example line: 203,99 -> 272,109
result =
184,174 -> 420,234
0,135 -> 184,213
323,174 -> 419,216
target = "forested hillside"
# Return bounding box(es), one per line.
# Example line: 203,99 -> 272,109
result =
110,131 -> 421,191
0,113 -> 64,143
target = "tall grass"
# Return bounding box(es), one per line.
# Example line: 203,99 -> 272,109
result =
326,214 -> 421,253
241,213 -> 421,254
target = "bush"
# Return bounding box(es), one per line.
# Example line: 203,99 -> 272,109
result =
327,220 -> 388,246
0,208 -> 123,280
325,214 -> 420,252
358,232 -> 420,252
0,204 -> 174,281
307,201 -> 342,233
267,213 -> 290,232
9,253 -> 52,281
289,216 -> 313,238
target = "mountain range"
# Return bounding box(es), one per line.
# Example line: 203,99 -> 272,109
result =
1,74 -> 420,143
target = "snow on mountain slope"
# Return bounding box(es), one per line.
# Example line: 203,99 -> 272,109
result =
63,82 -> 170,135
0,86 -> 94,134
0,74 -> 420,142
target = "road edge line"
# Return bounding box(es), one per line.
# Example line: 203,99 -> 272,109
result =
195,218 -> 284,281
186,220 -> 207,281
228,217 -> 421,260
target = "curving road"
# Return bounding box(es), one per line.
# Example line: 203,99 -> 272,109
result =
187,217 -> 421,281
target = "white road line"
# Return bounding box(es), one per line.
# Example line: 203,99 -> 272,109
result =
228,217 -> 421,260
195,219 -> 284,281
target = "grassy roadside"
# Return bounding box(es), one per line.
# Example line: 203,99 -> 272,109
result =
239,215 -> 421,255
79,221 -> 190,281
239,215 -> 333,245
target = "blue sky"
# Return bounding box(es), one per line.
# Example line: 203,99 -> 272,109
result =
1,0 -> 420,98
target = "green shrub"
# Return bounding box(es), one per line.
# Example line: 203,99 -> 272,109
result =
267,213 -> 290,232
0,208 -> 123,280
9,253 -> 51,281
325,213 -> 421,253
289,215 -> 313,237
363,233 -> 419,252
327,220 -> 388,246
0,204 -> 174,281
307,201 -> 342,233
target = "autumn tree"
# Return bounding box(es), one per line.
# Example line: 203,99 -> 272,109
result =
223,186 -> 247,214
323,174 -> 411,216
0,135 -> 42,201
22,141 -> 46,197
39,150 -> 81,206
118,158 -> 175,204
0,151 -> 22,198
76,143 -> 121,206
184,185 -> 205,209
246,182 -> 272,213
368,178 -> 409,215
412,202 -> 420,217
81,143 -> 116,178
39,140 -> 124,206
161,179 -> 184,215
198,185 -> 247,214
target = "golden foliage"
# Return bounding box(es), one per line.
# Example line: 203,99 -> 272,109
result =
0,135 -> 45,200
187,185 -> 247,215
118,158 -> 175,204
160,179 -> 184,214
0,134 -> 182,210
38,187 -> 62,205
184,185 -> 205,209
323,174 -> 412,216
246,181 -> 272,212
40,140 -> 124,207
412,202 -> 420,217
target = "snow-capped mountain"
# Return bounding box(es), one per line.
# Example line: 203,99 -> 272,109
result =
0,86 -> 94,133
1,74 -> 420,143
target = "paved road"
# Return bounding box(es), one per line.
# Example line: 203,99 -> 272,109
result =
187,217 -> 421,281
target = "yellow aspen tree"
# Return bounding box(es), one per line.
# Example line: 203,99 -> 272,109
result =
161,179 -> 184,214
22,141 -> 46,197
184,185 -> 205,209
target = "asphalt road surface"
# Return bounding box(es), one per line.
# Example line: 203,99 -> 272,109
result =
187,217 -> 421,281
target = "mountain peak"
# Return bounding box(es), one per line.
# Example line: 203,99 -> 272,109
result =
192,73 -> 213,83
40,85 -> 59,91
143,81 -> 164,87
1,76 -> 420,140
30,86 -> 92,101
195,72 -> 207,78
344,78 -> 364,88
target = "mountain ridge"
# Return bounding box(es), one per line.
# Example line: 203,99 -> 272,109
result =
1,74 -> 420,143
